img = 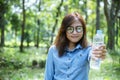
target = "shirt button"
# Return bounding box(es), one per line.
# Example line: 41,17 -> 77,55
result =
68,66 -> 70,69
67,75 -> 69,78
80,54 -> 82,56
68,58 -> 71,60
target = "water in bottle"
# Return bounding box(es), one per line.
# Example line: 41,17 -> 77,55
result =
90,30 -> 104,70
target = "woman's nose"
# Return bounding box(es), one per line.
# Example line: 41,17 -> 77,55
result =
72,28 -> 77,34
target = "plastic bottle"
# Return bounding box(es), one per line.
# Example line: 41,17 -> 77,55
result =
90,30 -> 104,70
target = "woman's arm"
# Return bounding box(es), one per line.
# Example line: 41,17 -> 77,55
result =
44,46 -> 55,80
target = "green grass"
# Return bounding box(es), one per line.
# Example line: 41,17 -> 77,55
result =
0,47 -> 120,80
89,53 -> 120,80
0,47 -> 47,80
0,67 -> 45,80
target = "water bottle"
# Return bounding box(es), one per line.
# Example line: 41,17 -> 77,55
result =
90,30 -> 104,70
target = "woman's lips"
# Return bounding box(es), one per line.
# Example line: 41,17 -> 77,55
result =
71,36 -> 78,38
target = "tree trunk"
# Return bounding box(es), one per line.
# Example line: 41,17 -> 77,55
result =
115,1 -> 120,48
0,1 -> 7,47
104,0 -> 120,50
50,0 -> 63,44
0,16 -> 5,47
20,0 -> 25,52
96,0 -> 100,31
0,26 -> 5,47
35,0 -> 41,48
118,18 -> 120,48
84,0 -> 88,24
115,18 -> 119,48
36,19 -> 40,48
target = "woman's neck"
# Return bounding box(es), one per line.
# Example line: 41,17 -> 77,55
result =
68,43 -> 76,50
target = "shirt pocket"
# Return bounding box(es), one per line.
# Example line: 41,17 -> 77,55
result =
74,53 -> 88,67
54,58 -> 68,78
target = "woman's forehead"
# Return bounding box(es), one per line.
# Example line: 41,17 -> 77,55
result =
70,19 -> 82,27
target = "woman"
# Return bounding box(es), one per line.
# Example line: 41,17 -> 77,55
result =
44,12 -> 106,80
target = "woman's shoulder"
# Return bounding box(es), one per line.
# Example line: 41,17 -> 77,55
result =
49,45 -> 58,52
48,45 -> 58,56
49,45 -> 56,49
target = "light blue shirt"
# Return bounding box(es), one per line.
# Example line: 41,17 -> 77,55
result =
44,44 -> 91,80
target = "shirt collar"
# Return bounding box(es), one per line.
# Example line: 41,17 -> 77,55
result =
65,44 -> 82,52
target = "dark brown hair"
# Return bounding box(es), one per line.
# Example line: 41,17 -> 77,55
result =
54,12 -> 88,57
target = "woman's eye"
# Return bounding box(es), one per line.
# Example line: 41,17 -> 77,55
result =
67,27 -> 73,33
77,26 -> 83,32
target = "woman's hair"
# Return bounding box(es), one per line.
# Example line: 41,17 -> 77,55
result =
54,12 -> 88,57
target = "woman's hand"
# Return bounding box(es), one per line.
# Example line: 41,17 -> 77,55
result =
92,45 -> 107,60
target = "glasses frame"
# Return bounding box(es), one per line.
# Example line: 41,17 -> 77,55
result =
66,26 -> 83,34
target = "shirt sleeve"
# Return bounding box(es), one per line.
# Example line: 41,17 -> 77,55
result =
44,46 -> 55,80
87,46 -> 92,62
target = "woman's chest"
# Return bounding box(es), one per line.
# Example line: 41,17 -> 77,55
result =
53,50 -> 89,70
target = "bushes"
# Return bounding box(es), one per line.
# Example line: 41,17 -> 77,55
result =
0,47 -> 120,80
0,57 -> 24,69
0,47 -> 47,79
31,59 -> 46,68
0,47 -> 47,69
89,49 -> 120,80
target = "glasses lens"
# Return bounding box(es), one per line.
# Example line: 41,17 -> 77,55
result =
67,27 -> 73,33
76,26 -> 83,33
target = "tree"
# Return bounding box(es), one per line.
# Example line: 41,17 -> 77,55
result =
50,0 -> 64,44
104,0 -> 120,50
0,0 -> 9,47
115,14 -> 120,48
96,0 -> 100,31
10,13 -> 21,44
35,0 -> 41,48
83,0 -> 88,24
20,0 -> 26,52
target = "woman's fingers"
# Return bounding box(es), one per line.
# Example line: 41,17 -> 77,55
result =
92,47 -> 107,59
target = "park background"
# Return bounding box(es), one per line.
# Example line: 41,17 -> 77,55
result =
0,0 -> 120,80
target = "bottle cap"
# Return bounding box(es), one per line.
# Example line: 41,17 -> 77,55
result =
97,30 -> 102,34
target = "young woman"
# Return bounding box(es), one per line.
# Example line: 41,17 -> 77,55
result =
44,12 -> 106,80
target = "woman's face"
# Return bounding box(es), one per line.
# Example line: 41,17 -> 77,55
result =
66,19 -> 83,45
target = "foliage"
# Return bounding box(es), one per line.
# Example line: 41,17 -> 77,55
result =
0,0 -> 120,80
0,47 -> 47,68
0,48 -> 120,80
0,68 -> 44,80
89,50 -> 120,80
0,47 -> 47,80
0,0 -> 119,50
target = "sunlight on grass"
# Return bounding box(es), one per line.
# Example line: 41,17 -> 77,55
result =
0,47 -> 120,80
89,53 -> 120,80
0,67 -> 45,80
0,47 -> 46,80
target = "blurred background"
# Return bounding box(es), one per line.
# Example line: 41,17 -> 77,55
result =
0,0 -> 120,80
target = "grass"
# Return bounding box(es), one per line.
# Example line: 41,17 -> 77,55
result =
0,47 -> 120,80
0,67 -> 44,80
0,47 -> 46,80
89,53 -> 120,80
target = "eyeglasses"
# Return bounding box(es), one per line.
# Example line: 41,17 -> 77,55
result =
66,26 -> 83,33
